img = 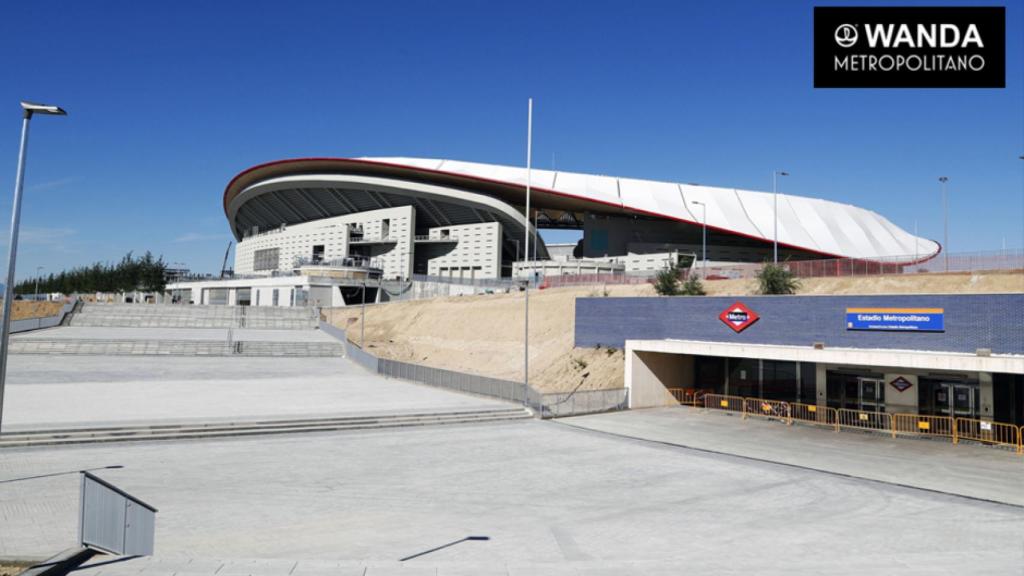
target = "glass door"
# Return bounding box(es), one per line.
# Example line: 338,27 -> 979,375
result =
858,378 -> 885,412
935,383 -> 978,418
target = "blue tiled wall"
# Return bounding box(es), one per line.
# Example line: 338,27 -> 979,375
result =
575,294 -> 1024,355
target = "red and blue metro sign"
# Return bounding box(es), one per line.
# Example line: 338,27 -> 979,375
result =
719,301 -> 760,333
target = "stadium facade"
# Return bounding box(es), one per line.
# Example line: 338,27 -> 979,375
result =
171,157 -> 941,306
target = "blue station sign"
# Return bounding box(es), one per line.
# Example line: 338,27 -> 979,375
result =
846,307 -> 945,332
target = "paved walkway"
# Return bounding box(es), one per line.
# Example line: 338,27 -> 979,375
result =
2,355 -> 507,431
2,421 -> 1021,574
562,407 -> 1024,506
12,326 -> 334,343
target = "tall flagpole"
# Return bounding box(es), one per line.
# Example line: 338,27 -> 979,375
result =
523,98 -> 532,406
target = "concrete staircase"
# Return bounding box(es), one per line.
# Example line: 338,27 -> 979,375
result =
15,303 -> 340,357
0,407 -> 532,447
70,303 -> 318,329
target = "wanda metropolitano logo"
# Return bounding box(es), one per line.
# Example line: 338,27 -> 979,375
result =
814,6 -> 1005,88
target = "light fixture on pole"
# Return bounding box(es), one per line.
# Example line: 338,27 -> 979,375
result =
939,176 -> 949,272
0,101 -> 67,435
772,170 -> 789,264
360,279 -> 366,347
691,201 -> 707,278
523,98 -> 533,407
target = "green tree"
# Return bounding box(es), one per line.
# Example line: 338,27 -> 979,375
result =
679,274 -> 706,296
653,261 -> 683,296
756,262 -> 801,295
13,251 -> 169,295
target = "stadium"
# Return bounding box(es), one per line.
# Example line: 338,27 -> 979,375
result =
171,156 -> 943,306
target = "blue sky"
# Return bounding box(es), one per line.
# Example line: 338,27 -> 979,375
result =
0,0 -> 1020,278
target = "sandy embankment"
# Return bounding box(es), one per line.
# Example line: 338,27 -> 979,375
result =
327,271 -> 1023,393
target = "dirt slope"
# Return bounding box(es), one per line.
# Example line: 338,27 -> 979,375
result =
329,271 -> 1023,392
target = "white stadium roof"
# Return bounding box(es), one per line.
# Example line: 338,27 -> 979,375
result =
223,157 -> 940,263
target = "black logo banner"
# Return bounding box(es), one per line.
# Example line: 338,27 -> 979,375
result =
814,6 -> 1005,88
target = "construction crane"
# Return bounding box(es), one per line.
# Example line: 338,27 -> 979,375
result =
220,241 -> 233,279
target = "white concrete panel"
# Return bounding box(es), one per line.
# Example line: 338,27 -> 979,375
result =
551,171 -> 622,206
368,157 -> 444,171
617,178 -> 693,221
345,157 -> 942,261
826,204 -> 882,258
788,197 -> 845,256
680,184 -> 764,239
735,190 -> 819,250
847,207 -> 902,258
432,159 -> 557,190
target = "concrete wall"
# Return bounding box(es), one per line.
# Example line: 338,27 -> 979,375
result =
236,206 -> 415,279
627,350 -> 693,408
577,294 -> 1024,355
426,222 -> 502,280
882,372 -> 918,414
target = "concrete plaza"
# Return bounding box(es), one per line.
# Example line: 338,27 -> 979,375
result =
564,406 -> 1024,506
1,355 -> 506,431
2,419 -> 1022,575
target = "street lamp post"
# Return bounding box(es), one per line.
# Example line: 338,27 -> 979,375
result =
772,170 -> 789,264
691,201 -> 707,278
0,102 -> 66,435
523,98 -> 533,407
360,279 -> 366,347
34,265 -> 43,301
939,176 -> 949,272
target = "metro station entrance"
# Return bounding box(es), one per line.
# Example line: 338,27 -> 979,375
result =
849,377 -> 885,412
826,370 -> 885,412
920,379 -> 979,419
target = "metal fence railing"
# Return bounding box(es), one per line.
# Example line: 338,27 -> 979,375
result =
529,388 -> 630,418
325,325 -> 628,419
702,249 -> 1023,281
955,418 -> 1021,451
685,391 -> 1023,454
378,357 -> 526,404
893,414 -> 954,440
344,339 -> 380,373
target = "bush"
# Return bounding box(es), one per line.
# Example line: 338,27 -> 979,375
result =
653,261 -> 683,296
679,274 -> 706,296
756,262 -> 801,295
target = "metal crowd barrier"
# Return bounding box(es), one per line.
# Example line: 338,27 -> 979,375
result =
837,409 -> 894,436
893,414 -> 954,440
955,418 -> 1022,452
702,394 -> 744,414
684,391 -> 1023,455
741,398 -> 791,423
790,402 -> 839,430
666,387 -> 706,407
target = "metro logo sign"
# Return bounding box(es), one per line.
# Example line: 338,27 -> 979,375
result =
719,302 -> 760,333
890,376 -> 914,393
